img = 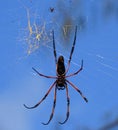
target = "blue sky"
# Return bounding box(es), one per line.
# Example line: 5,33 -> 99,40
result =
0,0 -> 118,130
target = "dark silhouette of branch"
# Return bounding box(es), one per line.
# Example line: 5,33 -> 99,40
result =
99,118 -> 118,130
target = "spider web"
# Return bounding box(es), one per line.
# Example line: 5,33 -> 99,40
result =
17,0 -> 118,129
18,0 -> 87,57
19,5 -> 52,55
17,1 -> 118,89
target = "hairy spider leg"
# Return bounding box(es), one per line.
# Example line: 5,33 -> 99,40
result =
66,26 -> 77,74
52,30 -> 57,64
59,83 -> 70,124
42,86 -> 57,125
32,67 -> 57,79
24,81 -> 56,109
65,60 -> 83,78
66,80 -> 88,102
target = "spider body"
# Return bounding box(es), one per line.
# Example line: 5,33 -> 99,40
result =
56,76 -> 66,89
56,56 -> 66,89
24,26 -> 88,125
57,55 -> 65,75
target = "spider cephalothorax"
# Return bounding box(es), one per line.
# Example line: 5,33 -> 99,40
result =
24,26 -> 88,125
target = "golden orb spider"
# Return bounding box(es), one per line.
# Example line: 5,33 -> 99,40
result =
24,26 -> 88,125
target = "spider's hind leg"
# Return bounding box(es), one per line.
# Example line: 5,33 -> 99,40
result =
52,30 -> 57,64
66,26 -> 77,74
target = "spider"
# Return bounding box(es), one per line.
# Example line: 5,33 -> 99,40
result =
50,7 -> 54,12
24,26 -> 88,125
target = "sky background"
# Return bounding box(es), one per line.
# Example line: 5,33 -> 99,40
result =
0,0 -> 118,130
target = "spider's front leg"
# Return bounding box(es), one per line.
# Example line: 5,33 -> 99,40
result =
59,83 -> 70,124
42,86 -> 57,125
24,81 -> 56,109
66,80 -> 88,102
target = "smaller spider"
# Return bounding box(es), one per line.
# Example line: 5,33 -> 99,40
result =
49,7 -> 54,12
24,26 -> 88,125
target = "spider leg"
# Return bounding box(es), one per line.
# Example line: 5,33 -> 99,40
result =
32,67 -> 57,79
24,81 -> 56,109
59,83 -> 70,124
66,80 -> 88,102
65,60 -> 83,78
42,86 -> 57,125
66,26 -> 77,74
52,30 -> 57,64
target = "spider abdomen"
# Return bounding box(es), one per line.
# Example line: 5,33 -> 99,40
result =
57,56 -> 65,75
57,64 -> 65,75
